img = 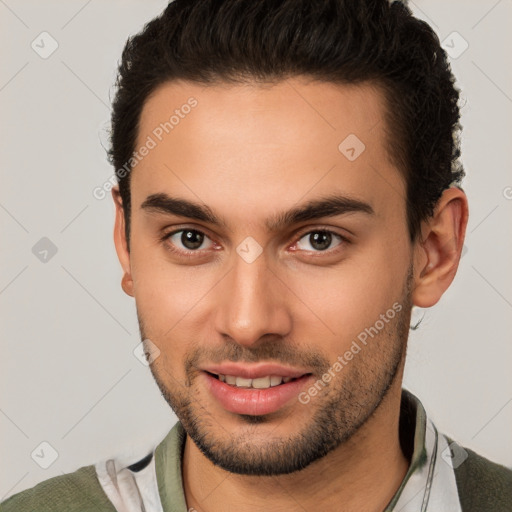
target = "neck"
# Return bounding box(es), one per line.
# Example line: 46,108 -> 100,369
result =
182,380 -> 410,512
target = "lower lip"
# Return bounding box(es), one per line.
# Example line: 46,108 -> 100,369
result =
203,371 -> 312,416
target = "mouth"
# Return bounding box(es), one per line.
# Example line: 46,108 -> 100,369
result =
206,371 -> 305,389
202,370 -> 313,416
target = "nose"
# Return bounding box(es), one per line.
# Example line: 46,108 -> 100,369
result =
213,248 -> 293,348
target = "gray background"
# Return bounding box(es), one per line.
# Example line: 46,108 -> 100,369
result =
1,0 -> 511,499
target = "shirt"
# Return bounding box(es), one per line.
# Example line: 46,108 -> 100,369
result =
2,388 -> 511,511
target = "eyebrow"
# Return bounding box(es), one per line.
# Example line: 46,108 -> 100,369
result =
140,193 -> 374,231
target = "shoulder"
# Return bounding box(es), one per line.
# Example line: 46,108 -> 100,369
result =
0,464 -> 117,512
448,437 -> 512,512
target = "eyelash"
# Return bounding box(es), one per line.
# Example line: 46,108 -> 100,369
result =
160,226 -> 350,259
160,228 -> 218,260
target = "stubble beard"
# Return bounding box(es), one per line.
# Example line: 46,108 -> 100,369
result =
141,268 -> 413,476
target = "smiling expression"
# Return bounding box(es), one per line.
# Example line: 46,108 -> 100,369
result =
114,77 -> 417,475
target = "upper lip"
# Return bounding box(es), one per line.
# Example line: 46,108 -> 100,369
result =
201,363 -> 310,380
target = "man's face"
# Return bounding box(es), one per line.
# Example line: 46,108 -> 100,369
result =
122,78 -> 415,475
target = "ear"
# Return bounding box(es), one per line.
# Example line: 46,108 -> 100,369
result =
112,188 -> 134,297
412,187 -> 469,308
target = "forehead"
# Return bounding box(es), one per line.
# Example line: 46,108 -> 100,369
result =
131,77 -> 406,229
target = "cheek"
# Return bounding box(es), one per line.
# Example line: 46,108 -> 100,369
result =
130,244 -> 218,342
292,238 -> 410,354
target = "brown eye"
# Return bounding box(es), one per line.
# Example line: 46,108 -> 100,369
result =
181,230 -> 204,249
166,229 -> 214,252
295,230 -> 343,252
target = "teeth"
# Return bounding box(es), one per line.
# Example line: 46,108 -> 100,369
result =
270,376 -> 282,386
235,377 -> 252,388
225,375 -> 237,385
252,376 -> 271,389
216,374 -> 297,389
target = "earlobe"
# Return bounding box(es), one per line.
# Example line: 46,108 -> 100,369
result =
412,187 -> 469,308
112,188 -> 134,297
121,272 -> 134,297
